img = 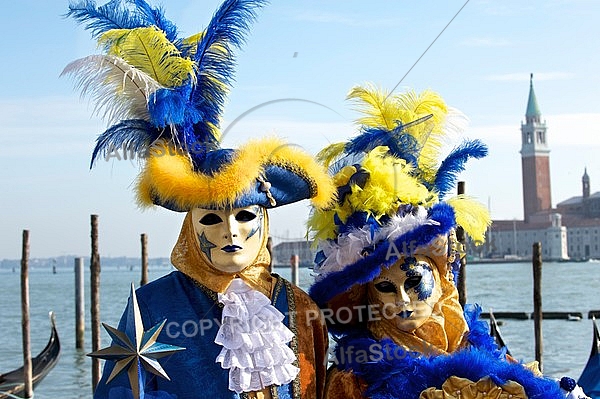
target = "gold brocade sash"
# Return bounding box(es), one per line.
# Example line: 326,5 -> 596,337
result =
170,212 -> 273,296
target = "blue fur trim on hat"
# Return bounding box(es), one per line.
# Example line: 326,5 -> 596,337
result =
337,212 -> 384,236
333,306 -> 563,399
309,202 -> 456,311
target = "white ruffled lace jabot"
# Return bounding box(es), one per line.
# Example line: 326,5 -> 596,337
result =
215,278 -> 299,393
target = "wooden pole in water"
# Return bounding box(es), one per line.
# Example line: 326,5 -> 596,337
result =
456,181 -> 468,308
90,215 -> 102,391
20,230 -> 33,398
140,233 -> 148,286
290,254 -> 299,286
266,236 -> 273,273
75,257 -> 85,349
533,241 -> 543,372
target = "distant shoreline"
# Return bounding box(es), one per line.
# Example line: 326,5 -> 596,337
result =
468,257 -> 596,265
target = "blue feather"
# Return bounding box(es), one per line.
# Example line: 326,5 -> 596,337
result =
130,0 -> 178,41
91,119 -> 163,168
345,124 -> 421,166
189,0 -> 268,154
345,126 -> 391,154
149,86 -> 202,129
434,139 -> 488,198
67,0 -> 177,41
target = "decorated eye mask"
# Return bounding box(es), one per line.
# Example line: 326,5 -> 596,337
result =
191,206 -> 266,273
368,255 -> 441,333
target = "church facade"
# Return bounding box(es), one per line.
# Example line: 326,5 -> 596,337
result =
486,75 -> 600,261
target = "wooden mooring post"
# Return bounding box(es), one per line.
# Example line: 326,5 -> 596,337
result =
290,254 -> 299,286
21,230 -> 33,398
266,237 -> 273,273
140,233 -> 148,286
456,181 -> 468,307
75,257 -> 85,349
90,215 -> 101,391
533,242 -> 543,372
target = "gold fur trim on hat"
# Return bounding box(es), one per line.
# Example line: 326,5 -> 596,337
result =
136,137 -> 336,211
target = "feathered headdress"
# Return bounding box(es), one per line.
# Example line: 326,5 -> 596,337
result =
308,85 -> 491,330
63,0 -> 334,211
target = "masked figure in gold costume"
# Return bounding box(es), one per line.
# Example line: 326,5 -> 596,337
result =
308,86 -> 588,399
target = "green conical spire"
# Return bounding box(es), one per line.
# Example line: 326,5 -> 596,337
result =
526,73 -> 541,119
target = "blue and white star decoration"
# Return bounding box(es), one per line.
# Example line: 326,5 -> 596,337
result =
88,284 -> 185,399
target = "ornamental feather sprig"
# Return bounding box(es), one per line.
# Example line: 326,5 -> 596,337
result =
63,0 -> 268,169
309,85 -> 491,245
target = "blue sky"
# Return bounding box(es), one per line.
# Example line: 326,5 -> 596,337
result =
1,0 -> 600,259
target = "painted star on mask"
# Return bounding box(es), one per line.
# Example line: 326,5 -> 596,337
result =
198,231 -> 217,261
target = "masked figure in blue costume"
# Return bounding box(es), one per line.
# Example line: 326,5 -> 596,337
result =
307,85 -> 589,399
63,1 -> 335,398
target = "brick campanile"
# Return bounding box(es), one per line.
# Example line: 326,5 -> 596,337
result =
520,74 -> 551,222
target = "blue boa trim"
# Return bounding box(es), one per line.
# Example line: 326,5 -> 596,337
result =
333,305 -> 563,399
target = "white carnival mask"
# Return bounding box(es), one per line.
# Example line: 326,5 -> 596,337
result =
191,205 -> 266,273
368,255 -> 442,333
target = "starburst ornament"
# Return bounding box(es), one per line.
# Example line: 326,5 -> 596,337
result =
88,283 -> 185,399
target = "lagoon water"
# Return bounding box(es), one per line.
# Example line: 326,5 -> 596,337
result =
1,261 -> 599,398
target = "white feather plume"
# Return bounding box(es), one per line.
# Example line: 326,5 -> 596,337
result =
314,206 -> 440,279
61,54 -> 163,125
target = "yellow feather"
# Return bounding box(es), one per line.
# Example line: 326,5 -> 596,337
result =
347,84 -> 399,130
307,146 -> 439,242
393,89 -> 448,183
316,142 -> 346,169
181,31 -> 206,59
346,85 -> 452,185
99,27 -> 195,88
446,195 -> 491,244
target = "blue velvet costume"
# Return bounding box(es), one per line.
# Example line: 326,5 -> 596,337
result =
94,271 -> 327,399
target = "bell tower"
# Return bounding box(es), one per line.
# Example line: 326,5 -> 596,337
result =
583,168 -> 590,199
520,74 -> 551,222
